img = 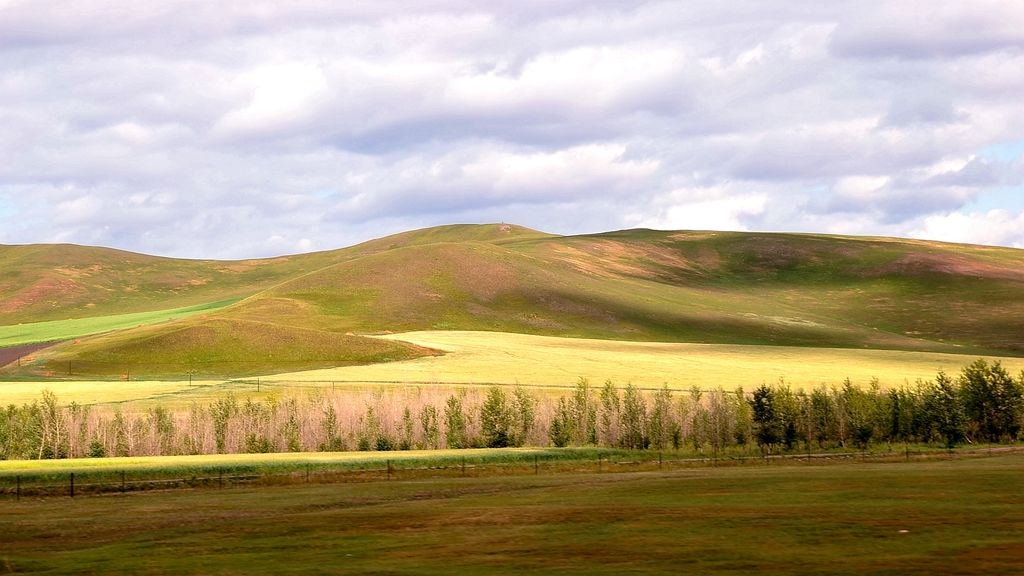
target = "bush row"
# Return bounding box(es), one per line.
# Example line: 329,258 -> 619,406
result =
1,359 -> 1021,459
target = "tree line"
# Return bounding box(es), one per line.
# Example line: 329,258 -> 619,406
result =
1,359 -> 1022,460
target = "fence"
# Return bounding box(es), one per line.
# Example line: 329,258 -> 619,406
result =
4,445 -> 1011,502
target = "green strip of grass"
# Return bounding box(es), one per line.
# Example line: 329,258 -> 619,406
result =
0,299 -> 239,347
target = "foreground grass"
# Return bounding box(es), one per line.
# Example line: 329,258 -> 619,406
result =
3,453 -> 1024,574
0,300 -> 238,347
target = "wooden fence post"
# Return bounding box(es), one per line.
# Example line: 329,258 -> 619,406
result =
70,473 -> 75,498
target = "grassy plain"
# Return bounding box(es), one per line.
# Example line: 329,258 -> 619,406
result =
3,330 -> 1024,406
3,452 -> 1024,574
272,330 -> 1024,391
8,224 -> 1024,381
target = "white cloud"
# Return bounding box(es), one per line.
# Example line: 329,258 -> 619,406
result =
635,187 -> 768,232
213,61 -> 330,139
459,143 -> 659,196
53,195 -> 104,225
910,209 -> 1024,248
1,2 -> 1023,257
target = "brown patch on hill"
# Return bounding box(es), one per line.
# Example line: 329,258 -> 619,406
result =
550,240 -> 695,279
868,253 -> 1024,280
742,238 -> 825,268
0,276 -> 87,313
0,342 -> 58,368
668,231 -> 721,241
51,265 -> 103,279
456,250 -> 518,302
217,258 -> 281,273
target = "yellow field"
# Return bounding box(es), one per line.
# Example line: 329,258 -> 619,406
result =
3,330 -> 1023,406
274,331 -> 1024,391
0,379 -> 227,406
0,447 -> 540,474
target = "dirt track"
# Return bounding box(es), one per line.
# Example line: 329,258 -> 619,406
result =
0,342 -> 57,368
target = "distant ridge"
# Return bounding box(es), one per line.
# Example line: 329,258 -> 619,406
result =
3,223 -> 1024,378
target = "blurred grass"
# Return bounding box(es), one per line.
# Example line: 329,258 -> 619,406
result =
3,451 -> 1024,574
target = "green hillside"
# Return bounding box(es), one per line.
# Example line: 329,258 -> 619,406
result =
3,223 -> 1024,379
0,223 -> 544,326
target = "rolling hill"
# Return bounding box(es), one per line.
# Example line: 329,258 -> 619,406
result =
3,223 -> 1024,378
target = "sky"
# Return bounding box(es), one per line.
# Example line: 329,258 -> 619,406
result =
1,1 -> 1023,259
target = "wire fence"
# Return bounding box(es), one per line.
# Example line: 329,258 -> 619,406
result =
4,445 -> 1013,502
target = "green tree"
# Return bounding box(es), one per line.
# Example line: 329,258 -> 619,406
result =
887,388 -> 917,443
620,383 -> 648,449
731,387 -> 752,447
511,386 -> 536,447
810,386 -> 835,448
959,359 -> 1024,442
598,380 -> 621,447
444,393 -> 468,449
549,397 -> 572,447
211,394 -> 238,454
480,386 -> 513,448
841,380 -> 870,449
111,408 -> 130,457
687,386 -> 709,452
648,385 -> 676,451
399,406 -> 415,450
281,398 -> 302,453
774,384 -> 800,451
568,378 -> 597,445
419,404 -> 440,449
923,370 -> 964,448
1,403 -> 41,460
319,404 -> 346,452
150,405 -> 178,455
749,384 -> 780,452
241,398 -> 273,454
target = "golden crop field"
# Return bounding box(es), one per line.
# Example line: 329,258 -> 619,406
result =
4,330 -> 1023,406
275,331 -> 1024,391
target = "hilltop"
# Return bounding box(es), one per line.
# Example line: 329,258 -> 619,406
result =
3,223 -> 1024,378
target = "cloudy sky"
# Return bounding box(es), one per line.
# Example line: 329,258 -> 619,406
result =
1,1 -> 1023,258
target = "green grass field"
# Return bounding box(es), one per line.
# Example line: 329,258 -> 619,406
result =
4,225 -> 1024,574
3,451 -> 1024,574
7,224 -> 1024,380
0,299 -> 239,347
